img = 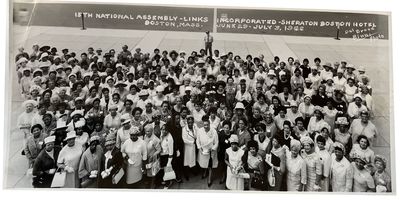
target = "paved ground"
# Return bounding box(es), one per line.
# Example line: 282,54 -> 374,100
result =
4,25 -> 392,189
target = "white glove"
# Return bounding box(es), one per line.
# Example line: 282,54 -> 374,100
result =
48,168 -> 56,174
101,171 -> 108,179
313,184 -> 321,191
176,150 -> 180,157
128,158 -> 134,165
167,157 -> 172,167
65,166 -> 74,173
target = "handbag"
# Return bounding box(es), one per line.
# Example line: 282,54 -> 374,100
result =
267,169 -> 275,187
112,168 -> 124,184
51,167 -> 67,188
251,173 -> 265,189
163,166 -> 176,181
151,160 -> 161,176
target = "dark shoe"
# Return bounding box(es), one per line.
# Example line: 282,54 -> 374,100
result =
176,178 -> 182,183
201,174 -> 207,179
208,182 -> 212,187
219,179 -> 224,184
21,150 -> 25,156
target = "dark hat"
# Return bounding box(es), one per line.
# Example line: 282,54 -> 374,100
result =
39,45 -> 51,52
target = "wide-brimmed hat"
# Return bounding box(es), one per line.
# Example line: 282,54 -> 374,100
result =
74,120 -> 85,128
228,134 -> 239,144
300,136 -> 314,145
267,70 -> 276,76
347,64 -> 356,70
156,85 -> 164,93
70,110 -> 84,118
323,62 -> 333,68
44,136 -> 56,144
335,117 -> 349,125
16,57 -> 28,65
105,134 -> 116,146
234,102 -> 245,110
138,90 -> 149,97
23,99 -> 37,108
64,131 -> 77,141
333,142 -> 345,153
115,81 -> 127,87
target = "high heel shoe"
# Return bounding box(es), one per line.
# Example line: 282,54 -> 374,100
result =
208,181 -> 212,187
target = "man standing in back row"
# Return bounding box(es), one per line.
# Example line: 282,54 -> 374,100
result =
204,31 -> 213,57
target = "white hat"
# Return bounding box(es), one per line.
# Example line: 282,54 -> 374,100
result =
29,85 -> 42,93
185,86 -> 192,91
311,65 -> 318,70
40,53 -> 49,60
305,78 -> 312,83
121,113 -> 131,121
56,65 -> 64,71
74,120 -> 85,128
105,76 -> 115,83
68,73 -> 77,79
156,85 -> 164,92
358,66 -> 366,72
196,60 -> 205,64
23,99 -> 37,108
33,69 -> 43,75
353,93 -> 363,100
337,68 -> 344,74
44,136 -> 56,144
70,110 -> 84,118
83,72 -> 93,78
22,67 -> 32,73
16,57 -> 28,65
267,70 -> 276,76
228,134 -> 239,143
108,104 -> 118,111
67,58 -> 75,63
138,90 -> 149,96
278,70 -> 286,77
234,102 -> 245,110
179,50 -> 186,54
347,64 -> 355,69
116,63 -> 124,68
64,131 -> 77,141
289,100 -> 298,107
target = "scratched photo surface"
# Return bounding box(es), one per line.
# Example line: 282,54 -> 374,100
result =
7,0 -> 393,193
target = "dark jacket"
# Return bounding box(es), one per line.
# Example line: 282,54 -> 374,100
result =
99,147 -> 124,188
32,146 -> 61,188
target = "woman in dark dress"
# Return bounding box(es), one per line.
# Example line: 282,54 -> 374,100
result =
99,134 -> 125,188
32,136 -> 61,188
217,121 -> 232,184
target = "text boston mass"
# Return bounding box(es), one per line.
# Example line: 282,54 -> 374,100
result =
74,12 -> 209,28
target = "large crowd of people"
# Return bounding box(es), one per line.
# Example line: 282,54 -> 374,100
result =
14,43 -> 391,192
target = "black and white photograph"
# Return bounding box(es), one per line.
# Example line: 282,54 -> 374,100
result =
3,0 -> 396,194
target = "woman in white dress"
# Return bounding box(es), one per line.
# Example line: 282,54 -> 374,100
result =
143,124 -> 161,189
285,139 -> 307,191
57,131 -> 84,188
225,134 -> 245,190
181,115 -> 198,180
121,126 -> 147,188
196,115 -> 219,187
17,100 -> 37,148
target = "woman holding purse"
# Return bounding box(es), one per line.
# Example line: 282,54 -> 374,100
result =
196,115 -> 219,187
25,124 -> 46,169
32,136 -> 60,188
182,115 -> 198,181
159,124 -> 175,188
143,124 -> 161,188
121,126 -> 148,188
99,134 -> 125,188
57,131 -> 84,188
225,134 -> 245,190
